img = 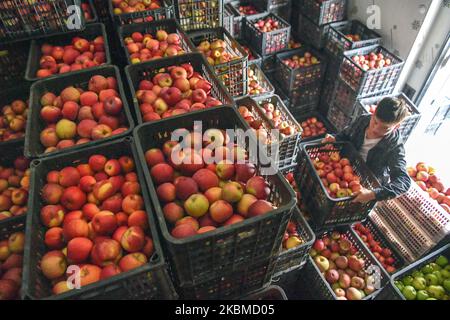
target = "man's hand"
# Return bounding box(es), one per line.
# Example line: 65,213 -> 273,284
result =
321,134 -> 336,144
352,188 -> 376,204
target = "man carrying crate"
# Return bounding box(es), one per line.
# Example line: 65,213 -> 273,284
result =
324,97 -> 412,204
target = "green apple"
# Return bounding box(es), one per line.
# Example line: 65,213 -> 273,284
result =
429,263 -> 442,272
441,269 -> 450,279
425,274 -> 439,286
436,255 -> 449,268
426,298 -> 437,300
445,265 -> 450,272
443,279 -> 450,292
412,277 -> 427,291
310,248 -> 318,257
412,271 -> 424,278
395,280 -> 404,291
402,275 -> 414,286
331,283 -> 341,291
428,285 -> 445,299
432,271 -> 443,284
416,290 -> 429,300
421,264 -> 434,274
442,295 -> 450,300
402,286 -> 417,300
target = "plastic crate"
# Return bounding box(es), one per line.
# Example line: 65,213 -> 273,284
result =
22,137 -> 178,300
0,0 -> 85,43
25,65 -> 134,159
291,108 -> 337,143
275,48 -> 327,90
82,0 -> 98,23
133,107 -> 296,286
0,84 -> 31,146
326,20 -> 382,58
279,81 -> 322,108
253,95 -> 303,170
0,41 -> 30,90
293,11 -> 336,50
118,19 -> 194,65
93,0 -> 111,23
320,58 -> 342,107
273,207 -> 315,277
377,244 -> 450,300
237,39 -> 262,67
261,55 -> 278,72
268,1 -> 291,22
223,2 -> 235,37
174,0 -> 223,32
331,79 -> 360,116
351,219 -> 407,275
228,1 -> 266,39
246,63 -> 275,99
340,45 -> 404,98
295,141 -> 381,230
108,0 -> 173,25
125,53 -> 234,124
25,23 -> 111,82
354,93 -> 421,143
326,103 -> 354,132
242,285 -> 288,300
245,12 -> 291,56
298,0 -> 347,26
188,27 -> 249,97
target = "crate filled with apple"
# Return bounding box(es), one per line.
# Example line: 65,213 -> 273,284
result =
276,48 -> 326,90
237,40 -> 262,66
245,13 -> 291,56
295,141 -> 380,229
0,216 -> 26,300
291,11 -> 337,50
22,137 -> 176,300
108,0 -> 173,25
296,112 -> 335,143
0,41 -> 30,90
306,227 -> 389,300
340,44 -> 404,98
228,0 -> 266,39
119,19 -> 193,65
174,0 -> 223,32
0,86 -> 31,145
25,66 -> 133,159
126,53 -> 233,124
297,0 -> 346,26
134,107 -> 296,286
25,23 -> 110,81
277,79 -> 322,108
331,79 -> 369,117
0,141 -> 30,223
246,64 -> 275,98
326,102 -> 354,132
189,27 -> 249,97
326,20 -> 382,58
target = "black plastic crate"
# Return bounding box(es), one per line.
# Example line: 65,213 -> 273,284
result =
0,41 -> 30,90
108,0 -> 174,25
354,93 -> 421,143
300,225 -> 390,300
228,0 -> 267,39
82,0 -> 98,23
273,206 -> 315,277
125,53 -> 234,124
188,27 -> 249,97
326,103 -> 354,132
245,12 -> 291,57
25,65 -> 134,159
177,257 -> 276,299
376,244 -> 450,300
351,219 -> 407,275
118,19 -> 194,65
292,11 -> 337,50
253,95 -> 303,170
223,2 -> 235,37
268,1 -> 291,23
326,20 -> 382,58
294,141 -> 381,230
242,285 -> 288,300
93,0 -> 111,23
331,79 -> 360,116
237,39 -> 262,67
291,108 -> 337,143
25,23 -> 111,82
22,137 -> 178,300
275,48 -> 327,90
298,0 -> 347,26
0,84 -> 31,146
246,63 -> 275,98
174,0 -> 224,32
340,45 -> 405,98
0,0 -> 86,44
320,57 -> 341,107
133,107 -> 296,286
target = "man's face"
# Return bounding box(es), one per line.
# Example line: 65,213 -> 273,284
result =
368,114 -> 399,138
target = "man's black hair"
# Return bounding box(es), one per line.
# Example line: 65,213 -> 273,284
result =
375,97 -> 409,124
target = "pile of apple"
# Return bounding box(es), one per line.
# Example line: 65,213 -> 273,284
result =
288,37 -> 301,49
310,231 -> 377,300
0,99 -> 29,142
38,154 -> 154,296
345,34 -> 361,42
81,1 -> 94,21
258,101 -> 299,138
196,39 -> 239,67
124,30 -> 184,64
144,128 -> 276,239
0,231 -> 25,300
135,63 -> 222,123
36,36 -> 106,78
395,255 -> 450,300
407,162 -> 450,213
351,51 -> 392,71
311,151 -> 362,199
284,171 -> 301,205
237,5 -> 260,15
247,67 -> 269,96
237,105 -> 271,145
282,220 -> 304,250
239,43 -> 258,62
253,16 -> 282,33
38,74 -> 128,154
0,156 -> 30,221
300,117 -> 328,139
353,223 -> 397,273
111,0 -> 162,15
282,52 -> 320,69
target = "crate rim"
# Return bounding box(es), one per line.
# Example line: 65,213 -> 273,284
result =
21,136 -> 168,300
275,46 -> 327,72
245,11 -> 291,37
358,92 -> 420,116
132,106 -> 297,245
24,64 -> 134,159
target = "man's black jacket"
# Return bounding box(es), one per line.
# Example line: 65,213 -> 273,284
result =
335,115 -> 411,201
